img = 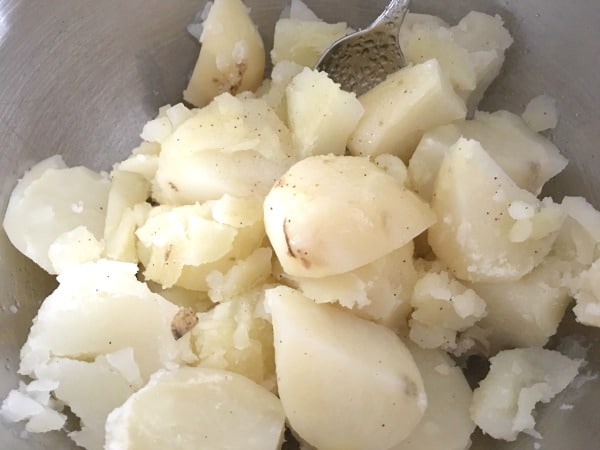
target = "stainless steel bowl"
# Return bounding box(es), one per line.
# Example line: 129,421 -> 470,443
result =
1,1 -> 598,449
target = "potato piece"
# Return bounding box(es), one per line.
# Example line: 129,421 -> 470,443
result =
522,94 -> 559,132
183,0 -> 265,107
286,68 -> 364,158
153,94 -> 295,204
287,243 -> 417,331
409,270 -> 486,351
470,348 -> 580,441
48,226 -> 104,274
403,25 -> 476,92
287,0 -> 320,21
137,195 -> 265,291
450,12 -> 513,110
348,60 -> 466,162
391,345 -> 474,450
190,293 -> 275,388
469,258 -> 573,353
271,19 -> 349,67
572,259 -> 600,327
264,155 -> 436,278
428,138 -> 564,282
206,247 -> 273,303
18,259 -> 184,381
408,111 -> 567,200
399,13 -> 449,48
267,286 -> 426,450
3,155 -> 109,274
259,60 -> 304,123
105,367 -> 285,450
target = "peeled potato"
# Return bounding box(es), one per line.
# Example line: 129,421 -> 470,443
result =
183,0 -> 266,107
105,367 -> 285,450
264,155 -> 436,278
428,138 -> 564,282
267,286 -> 426,450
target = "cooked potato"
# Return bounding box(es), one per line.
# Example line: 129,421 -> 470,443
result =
572,259 -> 600,327
522,94 -> 559,132
409,270 -> 486,351
3,155 -> 110,274
105,367 -> 285,450
271,19 -> 349,67
428,138 -> 564,282
153,93 -> 295,205
190,293 -> 276,388
136,195 -> 265,290
287,242 -> 417,331
470,348 -> 580,441
48,226 -> 104,274
408,110 -> 568,200
264,155 -> 436,277
286,68 -> 364,157
267,286 -> 426,450
258,60 -> 304,122
348,60 -> 467,162
183,0 -> 265,107
469,257 -> 573,353
392,344 -> 474,450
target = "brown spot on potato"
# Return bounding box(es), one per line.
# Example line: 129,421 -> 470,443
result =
403,376 -> 419,398
168,181 -> 179,192
283,219 -> 311,268
171,307 -> 198,340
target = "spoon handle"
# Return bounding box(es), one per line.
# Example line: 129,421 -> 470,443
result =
373,0 -> 411,36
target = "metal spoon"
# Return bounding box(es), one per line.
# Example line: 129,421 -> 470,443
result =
314,0 -> 411,96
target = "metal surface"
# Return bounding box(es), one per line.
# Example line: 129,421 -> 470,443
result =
315,0 -> 410,95
0,0 -> 599,449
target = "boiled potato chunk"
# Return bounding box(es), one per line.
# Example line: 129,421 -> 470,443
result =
3,155 -> 109,274
258,60 -> 304,123
48,226 -> 104,274
348,59 -> 467,162
287,242 -> 417,331
183,0 -> 265,107
153,93 -> 295,205
267,286 -> 426,450
271,18 -> 349,67
522,94 -> 559,132
409,270 -> 486,351
469,258 -> 572,353
572,259 -> 600,327
105,367 -> 285,450
286,68 -> 364,158
428,138 -> 564,282
264,155 -> 436,277
470,348 -> 580,441
18,259 -> 184,381
391,345 -> 474,450
408,110 -> 568,200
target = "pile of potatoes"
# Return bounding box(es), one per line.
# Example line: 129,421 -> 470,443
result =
2,0 -> 598,449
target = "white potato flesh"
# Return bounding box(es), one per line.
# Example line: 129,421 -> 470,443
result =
288,0 -> 320,21
399,13 -> 449,48
136,196 -> 265,291
409,270 -> 486,351
264,155 -> 436,277
103,170 -> 150,262
3,155 -> 109,274
572,259 -> 600,327
408,110 -> 568,201
259,60 -> 304,123
191,294 -> 276,387
35,356 -> 138,450
48,226 -> 104,274
271,19 -> 349,67
153,93 -> 295,205
288,242 -> 417,331
267,286 -> 426,450
428,138 -> 564,282
105,367 -> 285,450
286,68 -> 364,158
18,259 -> 183,381
522,94 -> 559,132
348,59 -> 467,162
470,348 -> 580,441
469,257 -> 573,353
391,344 -> 474,450
183,0 -> 265,107
450,12 -> 513,110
